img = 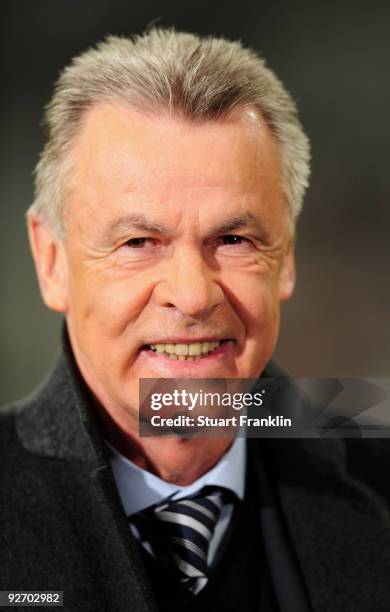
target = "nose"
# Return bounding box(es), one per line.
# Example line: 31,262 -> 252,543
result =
153,245 -> 224,317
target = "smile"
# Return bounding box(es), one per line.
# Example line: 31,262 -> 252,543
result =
143,340 -> 229,361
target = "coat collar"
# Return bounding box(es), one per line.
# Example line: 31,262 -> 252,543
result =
253,435 -> 390,611
15,323 -> 104,463
15,323 -> 159,612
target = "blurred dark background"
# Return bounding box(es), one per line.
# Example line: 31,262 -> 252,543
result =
1,1 -> 389,404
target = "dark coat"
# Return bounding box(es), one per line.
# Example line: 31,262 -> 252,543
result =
1,336 -> 390,611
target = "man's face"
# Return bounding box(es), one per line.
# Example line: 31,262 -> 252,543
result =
32,103 -> 295,425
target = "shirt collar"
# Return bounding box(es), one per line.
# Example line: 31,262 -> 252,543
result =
106,436 -> 246,516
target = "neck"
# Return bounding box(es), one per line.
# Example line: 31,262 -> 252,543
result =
93,397 -> 233,485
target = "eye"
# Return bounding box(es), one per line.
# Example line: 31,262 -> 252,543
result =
217,234 -> 253,248
220,235 -> 248,246
117,236 -> 161,262
211,234 -> 254,257
124,237 -> 154,248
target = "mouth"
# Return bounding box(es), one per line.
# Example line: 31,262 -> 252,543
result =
141,339 -> 231,362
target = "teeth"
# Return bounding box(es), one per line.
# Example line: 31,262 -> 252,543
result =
201,342 -> 210,354
188,343 -> 202,356
148,340 -> 223,359
175,344 -> 189,356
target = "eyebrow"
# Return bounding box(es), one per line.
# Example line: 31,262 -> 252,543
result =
101,212 -> 271,244
212,213 -> 267,235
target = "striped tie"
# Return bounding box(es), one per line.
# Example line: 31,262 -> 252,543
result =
130,486 -> 234,592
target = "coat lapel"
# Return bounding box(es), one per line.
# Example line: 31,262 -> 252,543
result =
259,437 -> 390,611
15,340 -> 158,612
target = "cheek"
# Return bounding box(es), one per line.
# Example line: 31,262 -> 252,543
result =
229,272 -> 280,332
67,266 -> 155,336
233,280 -> 281,378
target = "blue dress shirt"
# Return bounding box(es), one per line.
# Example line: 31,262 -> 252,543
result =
105,436 -> 246,570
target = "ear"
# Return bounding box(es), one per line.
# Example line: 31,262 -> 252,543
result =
278,246 -> 296,302
27,213 -> 69,313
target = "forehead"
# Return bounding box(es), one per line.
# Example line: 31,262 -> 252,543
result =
66,102 -> 286,232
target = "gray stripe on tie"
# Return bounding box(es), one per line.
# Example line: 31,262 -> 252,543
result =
170,535 -> 207,560
172,552 -> 203,578
157,510 -> 212,539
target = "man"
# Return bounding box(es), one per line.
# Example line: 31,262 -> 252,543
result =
1,28 -> 390,612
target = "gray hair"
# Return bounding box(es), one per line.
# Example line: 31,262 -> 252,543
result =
28,27 -> 310,237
